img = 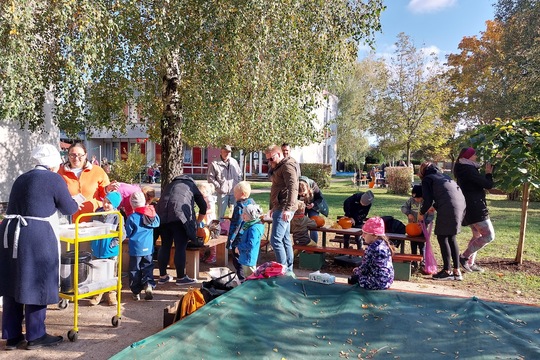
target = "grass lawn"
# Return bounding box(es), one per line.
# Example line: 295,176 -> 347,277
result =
249,177 -> 540,304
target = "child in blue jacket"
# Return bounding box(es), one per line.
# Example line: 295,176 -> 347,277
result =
233,204 -> 265,278
126,191 -> 160,301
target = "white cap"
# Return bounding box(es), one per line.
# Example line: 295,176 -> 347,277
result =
32,144 -> 62,168
130,191 -> 146,209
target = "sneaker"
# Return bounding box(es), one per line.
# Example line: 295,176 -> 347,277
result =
459,256 -> 473,272
453,270 -> 463,281
5,334 -> 25,350
432,270 -> 454,281
469,263 -> 485,273
26,334 -> 63,350
144,284 -> 154,300
158,274 -> 173,285
176,276 -> 197,285
132,293 -> 140,301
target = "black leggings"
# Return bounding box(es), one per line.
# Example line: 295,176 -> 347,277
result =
158,222 -> 188,279
436,234 -> 459,271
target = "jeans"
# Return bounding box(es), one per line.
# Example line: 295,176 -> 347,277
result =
217,193 -> 235,219
270,210 -> 294,272
128,254 -> 155,295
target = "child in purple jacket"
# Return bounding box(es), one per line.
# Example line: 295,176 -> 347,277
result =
349,217 -> 395,290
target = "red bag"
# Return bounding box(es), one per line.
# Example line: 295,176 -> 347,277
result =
420,221 -> 438,275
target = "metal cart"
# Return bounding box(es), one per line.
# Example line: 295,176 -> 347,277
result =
58,211 -> 124,342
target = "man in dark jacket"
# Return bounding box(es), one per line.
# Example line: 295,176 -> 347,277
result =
155,175 -> 206,285
454,147 -> 494,273
266,145 -> 298,272
342,190 -> 374,248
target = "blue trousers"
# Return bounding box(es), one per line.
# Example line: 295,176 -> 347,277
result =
270,210 -> 294,272
128,255 -> 155,295
2,295 -> 47,342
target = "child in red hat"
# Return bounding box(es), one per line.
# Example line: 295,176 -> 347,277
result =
349,217 -> 395,290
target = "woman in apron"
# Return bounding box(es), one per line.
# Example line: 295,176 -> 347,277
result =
1,144 -> 78,350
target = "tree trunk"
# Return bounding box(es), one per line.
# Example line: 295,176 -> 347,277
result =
160,51 -> 184,190
514,182 -> 530,264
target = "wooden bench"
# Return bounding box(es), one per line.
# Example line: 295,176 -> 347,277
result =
155,235 -> 229,280
293,244 -> 423,281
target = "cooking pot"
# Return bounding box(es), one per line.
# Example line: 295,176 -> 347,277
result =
60,251 -> 92,293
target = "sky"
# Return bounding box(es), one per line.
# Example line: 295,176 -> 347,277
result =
359,0 -> 497,60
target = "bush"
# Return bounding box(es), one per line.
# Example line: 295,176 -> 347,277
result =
299,163 -> 332,189
109,145 -> 147,183
385,166 -> 413,195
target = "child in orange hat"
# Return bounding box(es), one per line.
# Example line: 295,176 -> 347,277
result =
349,217 -> 395,290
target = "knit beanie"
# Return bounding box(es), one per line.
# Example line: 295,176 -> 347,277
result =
362,217 -> 385,236
461,147 -> 476,159
105,191 -> 122,209
412,185 -> 422,198
244,204 -> 263,221
360,190 -> 374,206
130,191 -> 146,209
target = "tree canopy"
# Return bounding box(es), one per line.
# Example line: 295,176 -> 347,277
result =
1,0 -> 385,185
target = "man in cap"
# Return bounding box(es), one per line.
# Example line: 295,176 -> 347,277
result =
342,190 -> 374,249
207,145 -> 242,219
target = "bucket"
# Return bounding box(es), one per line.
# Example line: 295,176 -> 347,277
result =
89,259 -> 116,282
60,251 -> 92,293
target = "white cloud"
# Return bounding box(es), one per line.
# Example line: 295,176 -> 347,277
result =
407,0 -> 457,14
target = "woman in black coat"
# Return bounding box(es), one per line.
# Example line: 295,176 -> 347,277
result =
418,162 -> 466,281
454,147 -> 494,273
1,144 -> 78,350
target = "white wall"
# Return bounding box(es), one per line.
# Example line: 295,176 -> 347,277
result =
0,92 -> 60,203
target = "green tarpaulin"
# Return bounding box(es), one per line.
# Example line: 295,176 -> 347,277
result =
112,276 -> 540,359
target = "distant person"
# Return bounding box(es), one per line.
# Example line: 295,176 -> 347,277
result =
1,144 -> 78,350
126,192 -> 160,301
418,162 -> 466,281
454,147 -> 495,273
349,217 -> 395,290
233,203 -> 265,279
265,144 -> 299,272
227,181 -> 255,281
91,155 -> 100,166
208,145 -> 242,219
342,190 -> 374,249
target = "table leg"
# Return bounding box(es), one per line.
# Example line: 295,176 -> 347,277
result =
322,232 -> 327,247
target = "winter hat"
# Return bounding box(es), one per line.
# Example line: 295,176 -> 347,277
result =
244,204 -> 263,221
360,190 -> 374,206
412,185 -> 423,198
461,147 -> 476,159
105,191 -> 122,209
362,217 -> 386,236
32,144 -> 62,168
130,191 -> 146,209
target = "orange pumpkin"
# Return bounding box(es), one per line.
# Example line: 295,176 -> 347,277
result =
406,223 -> 423,237
196,227 -> 211,244
337,217 -> 353,229
310,215 -> 325,227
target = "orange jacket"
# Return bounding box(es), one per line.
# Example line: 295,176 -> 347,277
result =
58,163 -> 110,222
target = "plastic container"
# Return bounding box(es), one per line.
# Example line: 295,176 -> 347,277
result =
59,221 -> 111,239
308,270 -> 336,285
89,259 -> 116,282
60,251 -> 92,293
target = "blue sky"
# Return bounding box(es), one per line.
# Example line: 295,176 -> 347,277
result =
360,0 -> 496,60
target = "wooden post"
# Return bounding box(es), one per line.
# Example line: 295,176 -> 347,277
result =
514,182 -> 530,264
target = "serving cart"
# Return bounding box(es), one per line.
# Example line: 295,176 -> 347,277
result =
58,211 -> 124,342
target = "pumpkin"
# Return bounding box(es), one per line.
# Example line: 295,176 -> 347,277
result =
406,223 -> 423,237
337,217 -> 353,229
196,227 -> 211,244
310,215 -> 325,227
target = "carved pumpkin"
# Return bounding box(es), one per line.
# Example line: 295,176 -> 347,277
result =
406,223 -> 423,237
196,227 -> 211,244
310,215 -> 325,227
337,217 -> 353,229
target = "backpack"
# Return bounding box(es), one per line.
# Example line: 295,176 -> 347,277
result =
178,288 -> 206,320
